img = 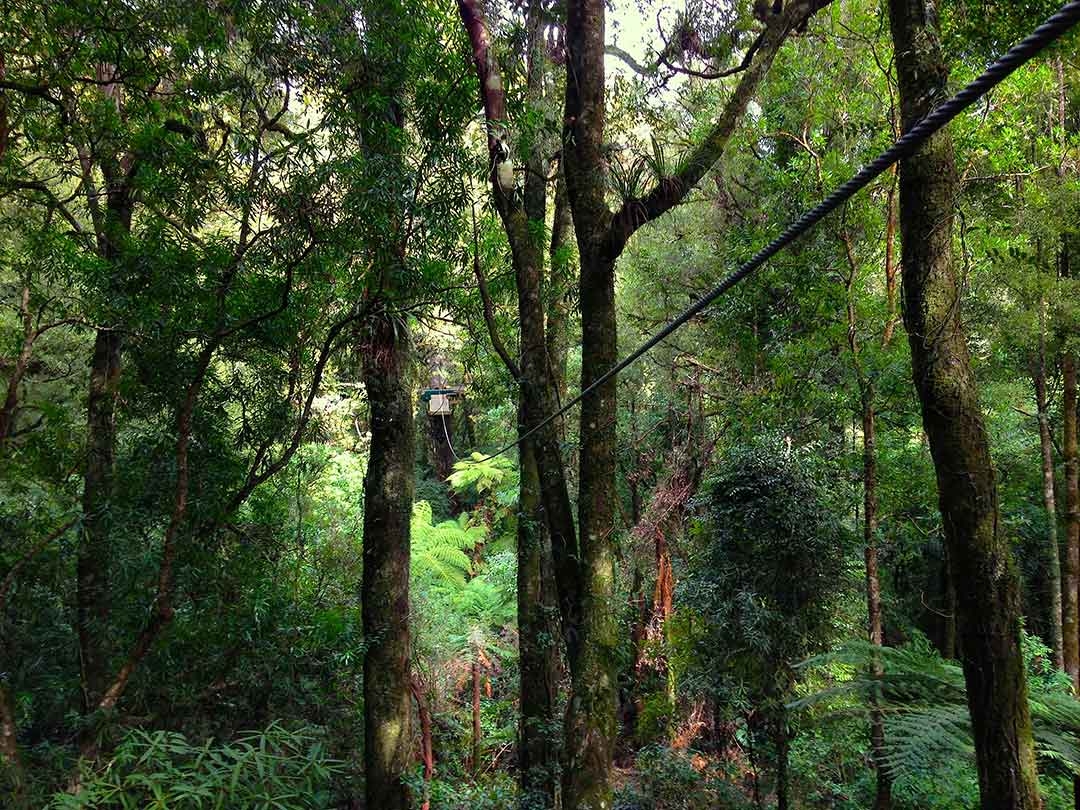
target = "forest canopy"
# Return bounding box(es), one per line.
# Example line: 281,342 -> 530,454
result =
1,0 -> 1080,809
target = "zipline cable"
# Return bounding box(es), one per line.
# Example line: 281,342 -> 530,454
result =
477,0 -> 1080,463
441,412 -> 461,461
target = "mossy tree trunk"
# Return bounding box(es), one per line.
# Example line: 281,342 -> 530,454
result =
888,2 -> 1041,807
457,3 -> 567,803
1034,330 -> 1064,670
361,315 -> 416,810
78,66 -> 133,717
1064,346 -> 1078,687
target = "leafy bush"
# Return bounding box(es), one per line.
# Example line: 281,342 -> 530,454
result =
406,769 -> 518,810
50,722 -> 344,809
795,632 -> 1080,809
614,745 -> 749,810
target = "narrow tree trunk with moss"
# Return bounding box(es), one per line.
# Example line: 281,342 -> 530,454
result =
862,390 -> 892,810
411,675 -> 434,810
471,657 -> 482,776
1065,351 -> 1079,688
79,206 -> 132,721
361,317 -> 415,810
0,682 -> 25,807
1064,232 -> 1079,689
1034,330 -> 1064,670
78,328 -> 122,713
844,228 -> 892,810
77,64 -> 136,721
517,431 -> 560,806
458,4 -> 568,802
888,2 -> 1041,807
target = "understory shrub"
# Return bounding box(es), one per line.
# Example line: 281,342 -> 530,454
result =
49,721 -> 344,809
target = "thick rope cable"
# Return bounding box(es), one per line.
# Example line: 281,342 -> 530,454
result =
476,0 -> 1080,463
441,411 -> 461,461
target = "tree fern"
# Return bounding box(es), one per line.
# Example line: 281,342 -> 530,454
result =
794,635 -> 1080,782
410,501 -> 482,587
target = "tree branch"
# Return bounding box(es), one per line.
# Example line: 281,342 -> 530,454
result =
604,0 -> 834,259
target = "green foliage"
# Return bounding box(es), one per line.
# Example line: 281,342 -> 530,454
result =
795,633 -> 1080,807
49,723 -> 344,810
406,770 -> 518,810
682,446 -> 855,703
410,501 -> 483,587
448,453 -> 517,500
614,746 -> 749,810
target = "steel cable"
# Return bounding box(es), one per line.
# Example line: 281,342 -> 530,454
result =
476,1 -> 1080,462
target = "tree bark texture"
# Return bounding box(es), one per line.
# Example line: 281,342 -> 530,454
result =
411,676 -> 434,810
517,431 -> 561,807
889,2 -> 1041,807
862,390 -> 892,810
558,2 -> 830,804
1034,335 -> 1064,670
77,322 -> 122,715
361,319 -> 415,810
0,682 -> 25,807
472,658 -> 482,776
1065,351 -> 1079,687
457,4 -> 569,804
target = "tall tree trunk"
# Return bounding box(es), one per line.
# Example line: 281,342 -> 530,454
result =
1034,330 -> 1064,670
472,657 -> 482,777
1065,352 -> 1079,688
560,0 -> 620,801
411,676 -> 434,810
78,63 -> 133,719
843,230 -> 892,810
0,682 -> 25,807
517,432 -> 560,807
775,721 -> 789,810
361,317 -> 415,810
1065,232 -> 1079,690
457,3 -> 569,803
882,172 -> 899,347
862,389 -> 892,810
888,2 -> 1041,808
78,327 -> 122,713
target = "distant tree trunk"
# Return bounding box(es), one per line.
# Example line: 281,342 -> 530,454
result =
0,683 -> 25,807
411,676 -> 434,810
1065,350 -> 1079,689
457,3 -> 567,803
0,284 -> 34,444
774,721 -> 790,810
844,228 -> 892,810
861,389 -> 892,810
882,172 -> 899,347
888,2 -> 1041,808
78,327 -> 122,713
1034,329 -> 1064,670
78,64 -> 134,719
471,657 -> 482,777
361,316 -> 415,810
517,432 -> 560,806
